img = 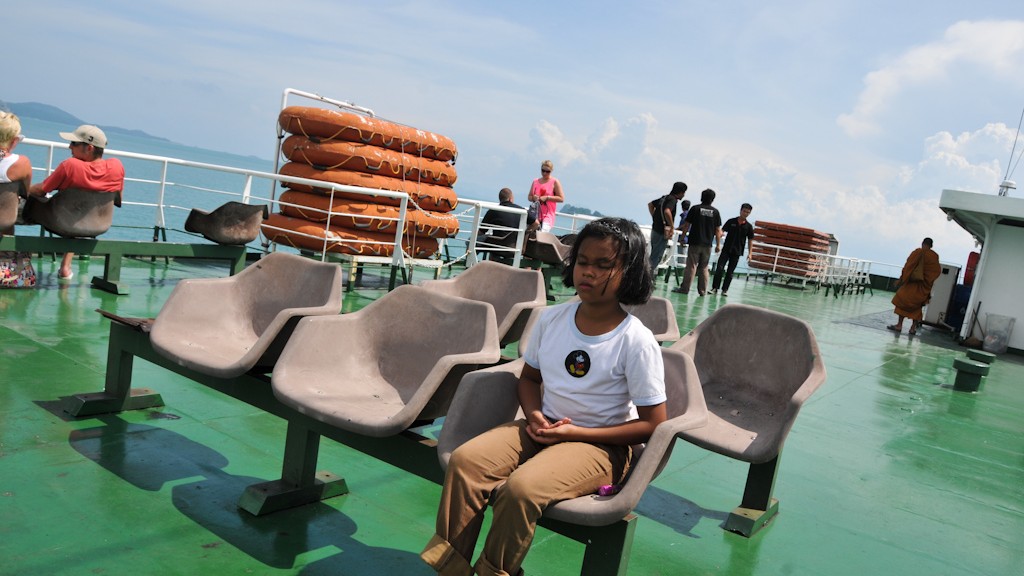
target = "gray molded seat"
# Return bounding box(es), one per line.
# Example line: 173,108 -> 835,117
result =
418,261 -> 546,348
150,252 -> 343,378
185,201 -> 269,245
270,285 -> 501,437
624,296 -> 680,342
669,303 -> 826,536
0,182 -> 21,232
523,231 -> 572,266
22,188 -> 121,238
437,348 -> 707,527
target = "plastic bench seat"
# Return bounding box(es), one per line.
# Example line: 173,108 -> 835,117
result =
150,252 -> 343,378
185,201 -> 269,245
670,303 -> 826,536
22,188 -> 121,238
271,285 -> 501,436
418,260 -> 546,348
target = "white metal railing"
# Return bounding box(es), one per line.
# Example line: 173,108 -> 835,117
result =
19,136 -> 418,268
748,241 -> 883,294
816,254 -> 873,294
448,199 -> 529,268
16,134 -> 555,275
747,241 -> 829,285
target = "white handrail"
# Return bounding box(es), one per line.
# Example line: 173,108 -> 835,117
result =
19,136 -> 416,267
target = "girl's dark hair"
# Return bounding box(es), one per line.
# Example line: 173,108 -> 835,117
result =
561,217 -> 653,305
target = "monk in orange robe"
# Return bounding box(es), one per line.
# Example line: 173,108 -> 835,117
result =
888,238 -> 941,335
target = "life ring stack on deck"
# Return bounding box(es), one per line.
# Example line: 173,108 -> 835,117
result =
749,221 -> 830,278
262,106 -> 461,258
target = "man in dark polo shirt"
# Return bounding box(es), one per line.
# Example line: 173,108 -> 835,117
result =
672,188 -> 722,296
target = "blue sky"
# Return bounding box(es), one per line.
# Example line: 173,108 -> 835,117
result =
7,1 -> 1024,268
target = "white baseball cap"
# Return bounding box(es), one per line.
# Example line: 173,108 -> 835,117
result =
59,124 -> 108,148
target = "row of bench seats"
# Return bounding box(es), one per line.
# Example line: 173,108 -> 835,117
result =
62,252 -> 826,575
0,184 -> 268,293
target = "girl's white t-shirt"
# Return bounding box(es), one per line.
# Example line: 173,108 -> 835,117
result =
523,301 -> 666,428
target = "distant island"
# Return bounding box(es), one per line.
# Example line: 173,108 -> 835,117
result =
561,204 -> 605,218
1,100 -> 170,143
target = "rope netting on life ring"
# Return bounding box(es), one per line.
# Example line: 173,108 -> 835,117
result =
275,105 -> 462,265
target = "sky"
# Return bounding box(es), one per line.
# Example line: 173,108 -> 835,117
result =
7,1 -> 1024,269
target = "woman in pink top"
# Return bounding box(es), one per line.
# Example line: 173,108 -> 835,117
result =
29,125 -> 125,280
527,160 -> 564,232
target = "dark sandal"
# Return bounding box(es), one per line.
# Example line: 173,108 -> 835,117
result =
886,325 -> 901,332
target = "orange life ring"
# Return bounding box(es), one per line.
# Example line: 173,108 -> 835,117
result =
279,106 -> 458,163
753,233 -> 829,252
755,221 -> 830,241
278,190 -> 459,238
262,213 -> 439,258
282,135 -> 457,187
279,162 -> 458,213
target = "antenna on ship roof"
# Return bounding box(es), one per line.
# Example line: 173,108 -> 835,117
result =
999,106 -> 1024,196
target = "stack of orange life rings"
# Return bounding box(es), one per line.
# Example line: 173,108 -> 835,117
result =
749,221 -> 831,277
262,106 -> 461,258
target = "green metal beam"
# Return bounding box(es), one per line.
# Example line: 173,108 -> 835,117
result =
0,235 -> 247,294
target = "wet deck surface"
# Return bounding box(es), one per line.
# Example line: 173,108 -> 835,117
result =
1,256 -> 1021,575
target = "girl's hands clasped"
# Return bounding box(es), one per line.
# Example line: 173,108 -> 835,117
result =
526,415 -> 574,445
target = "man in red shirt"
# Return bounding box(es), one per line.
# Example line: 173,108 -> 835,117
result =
29,125 -> 124,280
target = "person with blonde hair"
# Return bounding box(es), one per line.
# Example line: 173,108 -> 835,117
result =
1,112 -> 33,236
0,112 -> 32,194
527,160 -> 564,232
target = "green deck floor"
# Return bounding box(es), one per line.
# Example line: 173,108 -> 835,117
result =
1,256 -> 1022,575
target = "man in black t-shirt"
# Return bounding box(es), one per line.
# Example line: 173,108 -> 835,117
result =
647,181 -> 687,273
711,203 -> 754,295
672,188 -> 722,295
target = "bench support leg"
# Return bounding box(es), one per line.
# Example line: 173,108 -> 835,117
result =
238,422 -> 348,516
724,455 -> 781,537
63,322 -> 164,417
92,250 -> 129,295
538,514 -> 636,576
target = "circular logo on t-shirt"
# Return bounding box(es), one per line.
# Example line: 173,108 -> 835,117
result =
565,350 -> 590,378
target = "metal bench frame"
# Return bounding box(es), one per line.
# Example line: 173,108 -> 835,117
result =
64,316 -> 641,576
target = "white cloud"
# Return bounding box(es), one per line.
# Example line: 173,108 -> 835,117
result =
527,120 -> 586,168
838,20 -> 1024,138
547,113 -> 1008,268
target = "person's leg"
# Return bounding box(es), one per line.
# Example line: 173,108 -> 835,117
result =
422,421 -> 540,576
59,252 -> 74,279
711,256 -> 727,292
696,247 -> 711,295
677,249 -> 700,293
721,254 -> 740,293
475,441 -> 632,576
887,313 -> 905,332
648,234 -> 667,274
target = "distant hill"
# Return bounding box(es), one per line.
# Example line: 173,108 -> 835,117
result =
1,100 -> 170,142
562,204 -> 605,218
